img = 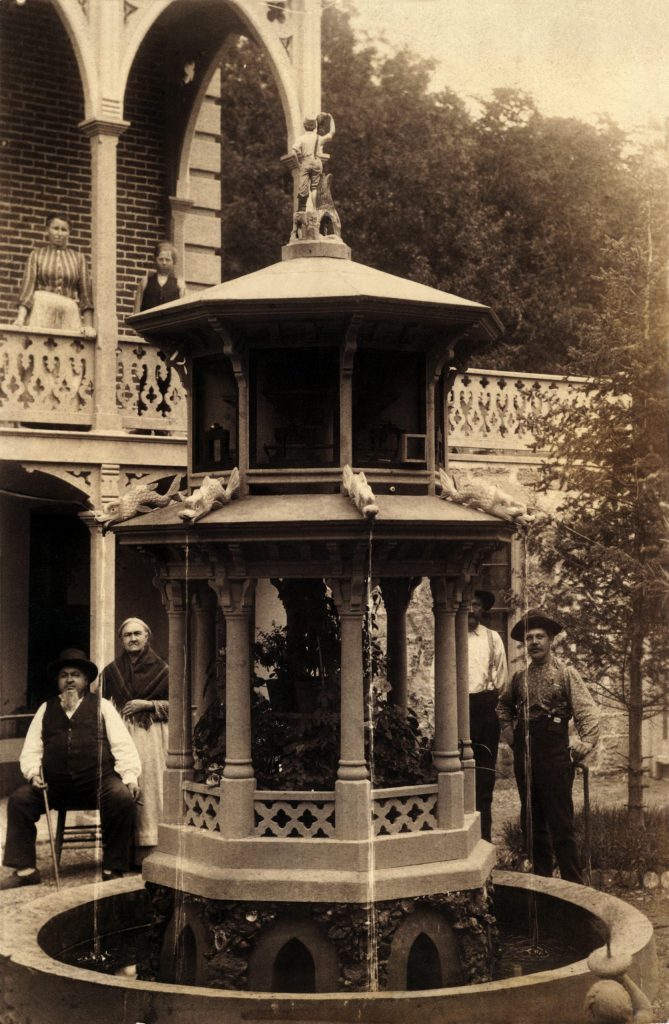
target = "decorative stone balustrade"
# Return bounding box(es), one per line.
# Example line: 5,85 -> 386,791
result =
116,337 -> 187,432
0,327 -> 95,425
183,782 -> 221,832
254,790 -> 337,839
448,368 -> 589,454
0,326 -> 187,432
372,784 -> 438,835
182,781 -> 443,839
0,328 -> 587,458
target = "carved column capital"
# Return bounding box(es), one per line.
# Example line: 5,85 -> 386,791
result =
380,577 -> 420,613
328,576 -> 367,616
209,575 -> 256,617
156,578 -> 189,614
430,576 -> 461,610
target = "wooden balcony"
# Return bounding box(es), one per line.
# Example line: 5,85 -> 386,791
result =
0,326 -> 588,463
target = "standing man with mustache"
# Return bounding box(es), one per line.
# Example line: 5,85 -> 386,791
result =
497,610 -> 599,883
0,649 -> 141,888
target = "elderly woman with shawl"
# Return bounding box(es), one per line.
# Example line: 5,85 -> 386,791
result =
100,617 -> 169,864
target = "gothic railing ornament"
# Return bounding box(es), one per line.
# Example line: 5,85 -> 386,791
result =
437,468 -> 535,526
342,464 -> 379,520
179,468 -> 240,523
93,473 -> 183,532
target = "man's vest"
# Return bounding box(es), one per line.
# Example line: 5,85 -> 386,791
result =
42,692 -> 115,786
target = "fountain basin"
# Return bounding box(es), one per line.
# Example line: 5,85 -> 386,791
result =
0,870 -> 657,1024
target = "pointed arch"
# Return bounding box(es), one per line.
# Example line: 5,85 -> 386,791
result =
120,0 -> 301,150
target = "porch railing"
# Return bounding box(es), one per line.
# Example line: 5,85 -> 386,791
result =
0,326 -> 187,433
1,326 -> 587,454
447,368 -> 589,454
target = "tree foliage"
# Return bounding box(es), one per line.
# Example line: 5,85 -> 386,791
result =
524,144 -> 669,822
215,4 -> 646,374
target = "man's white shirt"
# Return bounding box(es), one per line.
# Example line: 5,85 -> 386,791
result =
20,696 -> 141,785
467,624 -> 507,693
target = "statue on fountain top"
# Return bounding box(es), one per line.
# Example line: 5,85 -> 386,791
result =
288,111 -> 347,251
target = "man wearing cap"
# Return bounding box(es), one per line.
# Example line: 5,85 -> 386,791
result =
497,609 -> 599,883
468,590 -> 508,842
292,111 -> 335,212
0,649 -> 141,889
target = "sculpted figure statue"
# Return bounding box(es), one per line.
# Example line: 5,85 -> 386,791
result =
134,240 -> 186,313
14,212 -> 94,335
292,111 -> 335,213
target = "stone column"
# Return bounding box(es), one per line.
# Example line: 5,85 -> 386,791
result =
380,577 -> 418,714
191,584 -> 217,720
456,583 -> 477,814
329,577 -> 370,840
157,579 -> 193,824
430,577 -> 464,830
209,576 -> 257,838
83,515 -> 117,676
79,117 -> 128,432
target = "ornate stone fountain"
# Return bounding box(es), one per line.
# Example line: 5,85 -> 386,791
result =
0,145 -> 659,1024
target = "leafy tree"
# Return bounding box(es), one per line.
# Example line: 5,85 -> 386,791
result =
525,144 -> 669,825
214,7 -> 644,376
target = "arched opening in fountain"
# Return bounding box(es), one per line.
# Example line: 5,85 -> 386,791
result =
272,937 -> 316,992
173,925 -> 197,985
407,933 -> 442,990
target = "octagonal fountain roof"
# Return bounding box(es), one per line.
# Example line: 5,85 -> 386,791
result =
127,252 -> 504,346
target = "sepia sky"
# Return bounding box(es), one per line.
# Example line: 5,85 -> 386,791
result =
350,0 -> 669,133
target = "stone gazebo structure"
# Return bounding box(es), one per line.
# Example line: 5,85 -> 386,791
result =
116,223 -> 515,992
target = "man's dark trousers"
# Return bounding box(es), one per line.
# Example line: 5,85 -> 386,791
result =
469,689 -> 500,842
513,715 -> 582,883
3,774 -> 134,872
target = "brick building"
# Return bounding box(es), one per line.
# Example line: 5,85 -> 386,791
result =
0,0 -> 320,781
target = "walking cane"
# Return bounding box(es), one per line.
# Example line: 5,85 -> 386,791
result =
581,765 -> 592,886
41,785 -> 61,890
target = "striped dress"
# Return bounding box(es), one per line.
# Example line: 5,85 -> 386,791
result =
18,245 -> 93,330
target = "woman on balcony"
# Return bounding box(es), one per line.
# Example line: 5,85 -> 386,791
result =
14,212 -> 94,334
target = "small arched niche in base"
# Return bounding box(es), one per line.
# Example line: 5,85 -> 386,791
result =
159,903 -> 208,986
386,908 -> 464,990
248,917 -> 339,993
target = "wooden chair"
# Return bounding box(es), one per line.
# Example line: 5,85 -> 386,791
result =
54,805 -> 102,866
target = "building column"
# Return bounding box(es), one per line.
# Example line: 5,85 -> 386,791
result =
381,577 -> 418,714
79,117 -> 128,432
82,514 -> 117,675
456,581 -> 477,814
329,577 -> 370,840
156,579 -> 193,824
209,576 -> 256,838
430,577 -> 464,830
191,583 -> 217,720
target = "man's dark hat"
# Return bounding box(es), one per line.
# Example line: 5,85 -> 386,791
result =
48,648 -> 98,683
473,590 -> 495,612
510,609 -> 563,642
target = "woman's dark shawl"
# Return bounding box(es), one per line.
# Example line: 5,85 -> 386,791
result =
102,646 -> 169,729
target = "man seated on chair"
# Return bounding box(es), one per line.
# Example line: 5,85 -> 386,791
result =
0,648 -> 141,889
